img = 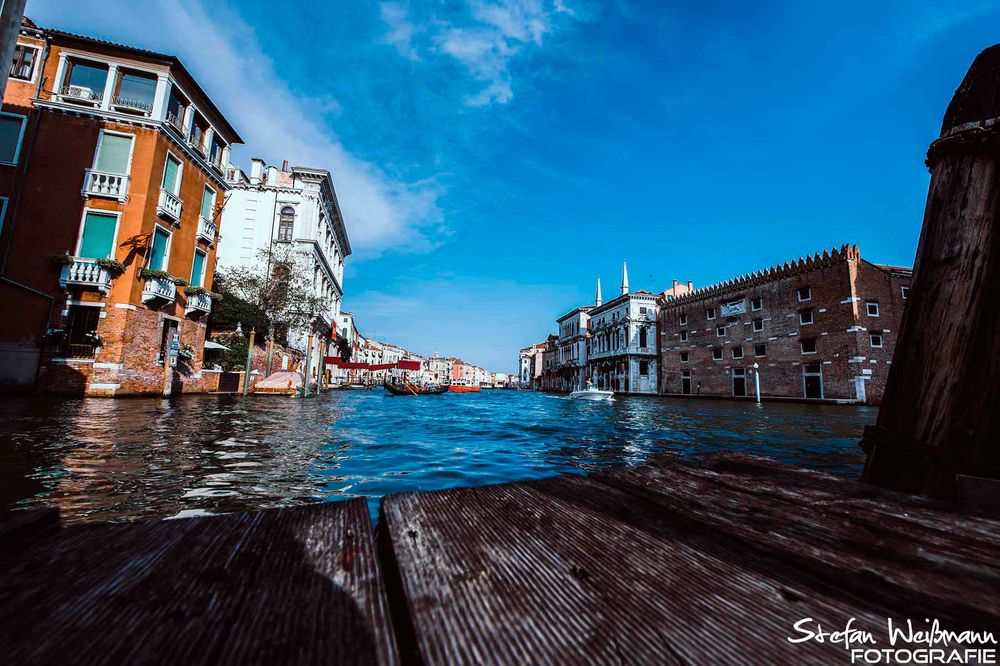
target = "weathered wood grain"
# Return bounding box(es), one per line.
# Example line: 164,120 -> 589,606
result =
0,500 -> 398,665
381,461 -> 972,665
595,455 -> 1000,629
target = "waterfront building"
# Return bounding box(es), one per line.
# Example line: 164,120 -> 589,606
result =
0,18 -> 242,395
330,310 -> 359,385
657,245 -> 912,403
554,303 -> 592,392
586,261 -> 659,394
539,334 -> 559,390
517,342 -> 545,389
218,159 -> 350,381
426,355 -> 453,385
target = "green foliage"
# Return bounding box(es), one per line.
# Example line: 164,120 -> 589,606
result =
204,332 -> 251,372
335,334 -> 352,361
208,275 -> 269,337
139,268 -> 181,282
49,253 -> 73,265
95,258 -> 126,274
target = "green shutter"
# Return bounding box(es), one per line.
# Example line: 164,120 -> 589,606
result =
161,156 -> 180,192
190,251 -> 205,287
78,212 -> 117,259
94,133 -> 131,174
149,227 -> 170,270
200,187 -> 214,219
0,115 -> 24,163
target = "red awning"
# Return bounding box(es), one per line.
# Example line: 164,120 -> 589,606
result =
324,357 -> 422,371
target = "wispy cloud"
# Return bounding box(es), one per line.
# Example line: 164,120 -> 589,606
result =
30,0 -> 444,258
379,0 -> 592,106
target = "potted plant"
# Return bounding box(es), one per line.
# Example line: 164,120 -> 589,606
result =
139,268 -> 181,283
95,258 -> 126,275
83,331 -> 103,348
49,253 -> 73,265
177,343 -> 196,360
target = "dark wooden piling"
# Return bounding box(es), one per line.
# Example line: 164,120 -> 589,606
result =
862,44 -> 1000,498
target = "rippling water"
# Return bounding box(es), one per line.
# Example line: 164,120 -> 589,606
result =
0,390 -> 875,524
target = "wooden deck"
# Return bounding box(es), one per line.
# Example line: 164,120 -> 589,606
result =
2,454 -> 998,664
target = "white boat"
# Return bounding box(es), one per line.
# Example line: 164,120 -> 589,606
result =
569,382 -> 614,401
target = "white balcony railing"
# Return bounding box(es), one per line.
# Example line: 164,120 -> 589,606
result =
82,169 -> 130,201
141,276 -> 176,304
59,258 -> 112,295
60,85 -> 102,105
196,215 -> 216,244
185,291 -> 212,317
157,189 -> 182,223
110,95 -> 152,115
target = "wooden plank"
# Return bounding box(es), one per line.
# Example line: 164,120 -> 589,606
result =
382,474 -> 923,664
0,500 -> 398,665
595,455 -> 1000,626
0,508 -> 59,549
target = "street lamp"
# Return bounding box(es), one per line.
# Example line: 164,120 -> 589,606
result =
753,362 -> 761,404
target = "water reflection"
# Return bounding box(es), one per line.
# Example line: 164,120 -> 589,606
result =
0,391 -> 875,524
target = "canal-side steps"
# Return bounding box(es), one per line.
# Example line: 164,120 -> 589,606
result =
1,454 -> 998,664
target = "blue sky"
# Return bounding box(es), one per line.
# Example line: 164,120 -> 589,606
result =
29,0 -> 1000,372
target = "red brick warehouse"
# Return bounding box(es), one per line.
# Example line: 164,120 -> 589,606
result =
0,17 -> 242,396
657,245 -> 911,404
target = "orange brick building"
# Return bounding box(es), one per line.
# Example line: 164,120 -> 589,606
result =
657,245 -> 912,404
0,18 -> 242,395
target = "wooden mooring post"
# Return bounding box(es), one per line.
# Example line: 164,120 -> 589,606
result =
862,45 -> 1000,500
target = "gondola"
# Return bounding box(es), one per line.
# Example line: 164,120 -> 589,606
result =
383,380 -> 449,396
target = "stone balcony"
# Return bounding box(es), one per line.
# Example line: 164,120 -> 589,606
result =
59,258 -> 112,295
157,189 -> 182,224
184,291 -> 212,318
141,275 -> 176,306
82,170 -> 130,202
196,216 -> 216,245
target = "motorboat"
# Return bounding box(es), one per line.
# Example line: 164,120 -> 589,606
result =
569,382 -> 614,401
448,379 -> 481,393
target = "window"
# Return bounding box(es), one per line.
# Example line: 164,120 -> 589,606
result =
200,186 -> 215,220
706,308 -> 716,320
190,249 -> 207,287
639,307 -> 647,315
680,330 -> 688,342
732,346 -> 744,359
752,318 -> 764,332
0,196 -> 8,235
113,69 -> 157,113
278,206 -> 295,241
712,347 -> 723,360
680,351 -> 689,363
754,344 -> 766,357
901,285 -> 909,300
93,132 -> 133,175
870,331 -> 884,348
679,313 -> 687,325
148,226 -> 171,271
65,305 -> 100,354
639,360 -> 649,375
716,325 -> 726,337
0,113 -> 27,164
866,301 -> 880,317
9,44 -> 38,81
77,211 -> 118,259
165,88 -> 189,131
751,296 -> 763,311
62,60 -> 108,101
800,337 -> 817,354
639,327 -> 648,348
797,286 -> 812,302
799,308 -> 814,325
161,154 -> 182,193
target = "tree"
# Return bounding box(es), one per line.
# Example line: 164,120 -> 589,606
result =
335,334 -> 352,362
212,244 -> 328,353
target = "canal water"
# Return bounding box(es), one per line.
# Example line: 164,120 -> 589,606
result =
0,390 -> 875,524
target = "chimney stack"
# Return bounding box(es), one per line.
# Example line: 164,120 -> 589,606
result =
687,281 -> 694,291
281,159 -> 289,172
249,158 -> 265,185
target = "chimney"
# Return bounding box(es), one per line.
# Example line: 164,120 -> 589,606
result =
672,279 -> 678,292
249,158 -> 265,185
687,280 -> 694,291
281,159 -> 289,172
267,165 -> 279,182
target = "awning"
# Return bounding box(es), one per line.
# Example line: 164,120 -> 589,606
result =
323,358 -> 422,371
204,341 -> 230,350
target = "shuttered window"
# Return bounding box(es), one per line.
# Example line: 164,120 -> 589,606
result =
149,227 -> 170,270
190,250 -> 206,287
161,155 -> 181,193
0,113 -> 26,164
94,133 -> 132,174
78,212 -> 117,259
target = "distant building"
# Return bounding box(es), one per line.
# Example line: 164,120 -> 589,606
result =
657,245 -> 912,404
518,342 -> 546,389
218,158 -> 350,384
0,18 -> 241,395
330,310 -> 359,385
586,261 -> 660,394
426,355 -> 453,385
554,302 -> 592,392
540,334 -> 559,390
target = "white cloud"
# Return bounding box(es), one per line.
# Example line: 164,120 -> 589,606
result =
380,0 -> 589,106
30,0 -> 443,258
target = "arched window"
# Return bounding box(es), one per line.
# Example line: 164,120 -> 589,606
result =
277,206 -> 295,241
639,327 -> 648,348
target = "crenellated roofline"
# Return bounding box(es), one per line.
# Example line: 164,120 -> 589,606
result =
658,244 -> 862,307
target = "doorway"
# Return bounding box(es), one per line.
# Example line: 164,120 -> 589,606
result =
732,368 -> 747,397
681,370 -> 692,395
803,363 -> 824,399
